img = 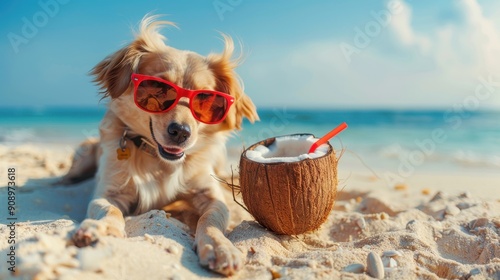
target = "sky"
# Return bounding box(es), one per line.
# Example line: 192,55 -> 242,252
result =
1,0 -> 500,110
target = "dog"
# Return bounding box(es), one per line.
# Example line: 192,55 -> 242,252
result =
62,15 -> 258,276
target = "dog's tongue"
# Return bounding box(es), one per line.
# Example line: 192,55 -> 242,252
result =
163,147 -> 183,155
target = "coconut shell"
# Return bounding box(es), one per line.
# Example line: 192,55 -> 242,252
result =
239,134 -> 337,235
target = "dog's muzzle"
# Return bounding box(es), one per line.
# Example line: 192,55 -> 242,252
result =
149,118 -> 186,161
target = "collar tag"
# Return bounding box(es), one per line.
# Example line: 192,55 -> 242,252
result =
116,148 -> 131,160
117,130 -> 131,160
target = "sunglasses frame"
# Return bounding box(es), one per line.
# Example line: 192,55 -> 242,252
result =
131,73 -> 235,124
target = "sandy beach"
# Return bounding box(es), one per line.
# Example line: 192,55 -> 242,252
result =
3,0 -> 500,278
1,143 -> 499,280
0,144 -> 500,279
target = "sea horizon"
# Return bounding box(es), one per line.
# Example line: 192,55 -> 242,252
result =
1,106 -> 499,177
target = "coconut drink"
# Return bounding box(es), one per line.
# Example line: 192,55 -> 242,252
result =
239,123 -> 347,235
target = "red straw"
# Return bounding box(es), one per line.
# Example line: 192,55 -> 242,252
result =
308,122 -> 348,153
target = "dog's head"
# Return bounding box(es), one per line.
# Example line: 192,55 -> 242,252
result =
92,16 -> 258,162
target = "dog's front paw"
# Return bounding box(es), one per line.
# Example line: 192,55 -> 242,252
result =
71,219 -> 126,247
195,233 -> 243,276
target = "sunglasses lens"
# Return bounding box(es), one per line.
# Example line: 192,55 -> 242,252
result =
192,93 -> 228,123
136,80 -> 177,112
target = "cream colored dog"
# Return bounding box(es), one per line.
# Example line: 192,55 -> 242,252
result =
64,15 -> 258,276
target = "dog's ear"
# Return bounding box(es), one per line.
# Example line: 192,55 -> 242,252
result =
91,16 -> 174,99
91,46 -> 138,99
208,35 -> 259,130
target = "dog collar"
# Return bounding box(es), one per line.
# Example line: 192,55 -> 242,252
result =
118,129 -> 157,159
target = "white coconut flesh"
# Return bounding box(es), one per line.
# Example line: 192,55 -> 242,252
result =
245,134 -> 329,163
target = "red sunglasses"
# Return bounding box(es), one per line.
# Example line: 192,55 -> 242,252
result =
131,73 -> 235,124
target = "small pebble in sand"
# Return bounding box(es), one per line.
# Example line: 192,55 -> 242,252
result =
336,201 -> 352,212
144,233 -> 155,243
406,220 -> 417,231
459,191 -> 471,198
343,263 -> 365,274
166,245 -> 179,255
366,252 -> 384,279
492,218 -> 500,228
249,247 -> 256,254
430,191 -> 444,202
308,260 -> 317,269
456,202 -> 474,210
469,267 -> 481,275
269,268 -> 281,279
390,258 -> 398,268
394,184 -> 408,191
421,188 -> 431,195
169,275 -> 182,280
356,217 -> 366,229
444,205 -> 461,216
469,218 -> 489,229
382,250 -> 403,258
382,256 -> 398,268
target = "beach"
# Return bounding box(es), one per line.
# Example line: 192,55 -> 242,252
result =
4,0 -> 500,278
1,108 -> 500,279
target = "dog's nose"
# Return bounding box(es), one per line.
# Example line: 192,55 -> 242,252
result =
167,123 -> 191,144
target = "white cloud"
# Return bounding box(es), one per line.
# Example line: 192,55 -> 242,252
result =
243,0 -> 500,109
458,0 -> 500,73
390,0 -> 500,75
389,0 -> 431,54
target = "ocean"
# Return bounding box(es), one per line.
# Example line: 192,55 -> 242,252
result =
1,106 -> 499,176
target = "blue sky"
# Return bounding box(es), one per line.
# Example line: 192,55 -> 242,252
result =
1,0 -> 500,109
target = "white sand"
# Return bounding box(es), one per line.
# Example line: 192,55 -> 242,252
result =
1,144 -> 500,279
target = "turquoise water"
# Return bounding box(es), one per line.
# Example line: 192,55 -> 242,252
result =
232,108 -> 500,175
1,106 -> 499,174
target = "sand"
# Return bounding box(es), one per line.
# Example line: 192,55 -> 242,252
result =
1,143 -> 500,279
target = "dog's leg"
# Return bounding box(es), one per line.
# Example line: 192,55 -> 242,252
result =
190,187 -> 243,276
71,156 -> 136,247
69,109 -> 135,247
62,139 -> 127,246
72,197 -> 127,247
71,117 -> 134,247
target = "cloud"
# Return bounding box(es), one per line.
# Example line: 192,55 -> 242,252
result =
389,0 -> 431,54
389,0 -> 500,74
244,0 -> 500,109
458,0 -> 500,73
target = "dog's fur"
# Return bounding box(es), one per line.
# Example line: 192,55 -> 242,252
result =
64,16 -> 258,276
